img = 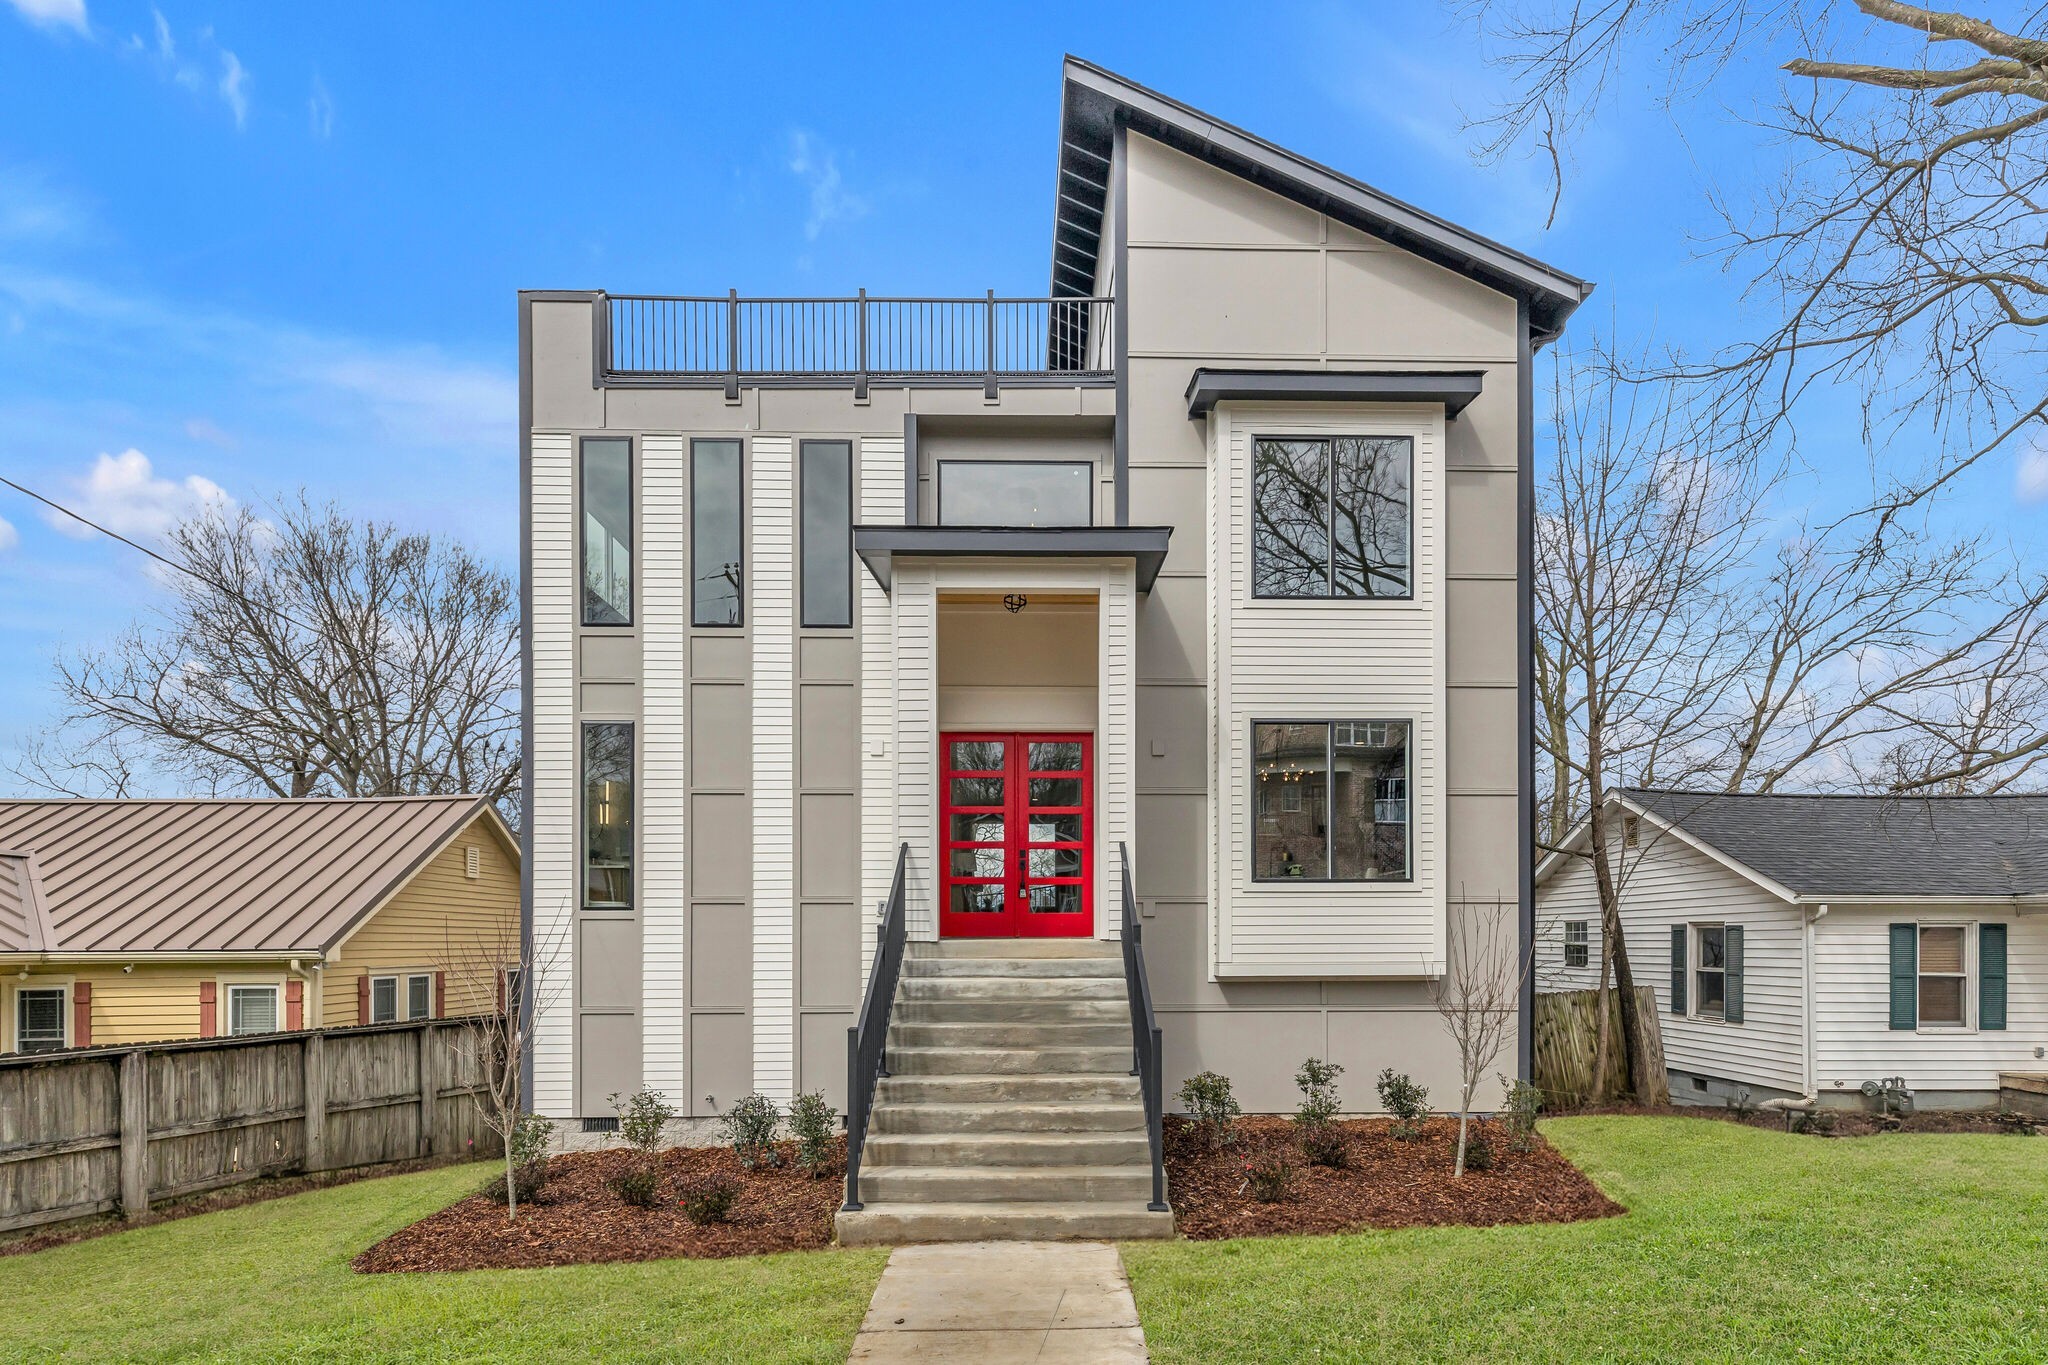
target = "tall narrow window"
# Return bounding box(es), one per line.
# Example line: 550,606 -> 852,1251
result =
1694,925 -> 1727,1021
1252,720 -> 1410,881
407,973 -> 433,1020
801,440 -> 853,627
581,437 -> 633,625
1252,435 -> 1411,599
15,987 -> 66,1053
1918,925 -> 1968,1027
1564,921 -> 1590,969
370,975 -> 398,1024
583,721 -> 635,909
692,439 -> 744,627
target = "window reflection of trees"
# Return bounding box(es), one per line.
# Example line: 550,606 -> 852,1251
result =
1252,436 -> 1410,598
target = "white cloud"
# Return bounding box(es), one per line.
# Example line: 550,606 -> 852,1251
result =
217,49 -> 247,127
307,75 -> 334,138
0,514 -> 17,552
2018,444 -> 2048,504
5,0 -> 88,36
0,163 -> 86,244
787,130 -> 869,242
149,5 -> 171,60
46,449 -> 230,542
183,416 -> 234,449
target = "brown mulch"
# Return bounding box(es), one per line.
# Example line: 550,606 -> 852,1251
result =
1165,1115 -> 1623,1241
0,1156 -> 462,1258
353,1139 -> 845,1272
1562,1100 -> 2040,1138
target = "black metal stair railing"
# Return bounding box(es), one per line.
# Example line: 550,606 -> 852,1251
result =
842,843 -> 910,1213
1119,843 -> 1170,1213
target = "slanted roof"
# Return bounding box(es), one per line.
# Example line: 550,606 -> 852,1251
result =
0,795 -> 513,955
1617,789 -> 2048,900
0,852 -> 56,952
1053,57 -> 1594,341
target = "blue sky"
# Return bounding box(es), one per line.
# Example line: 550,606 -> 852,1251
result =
0,0 -> 2040,788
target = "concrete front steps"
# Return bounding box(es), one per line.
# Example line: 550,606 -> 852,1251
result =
835,939 -> 1175,1246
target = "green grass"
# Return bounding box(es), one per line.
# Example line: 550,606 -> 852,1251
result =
1124,1116 -> 2048,1363
0,1162 -> 887,1363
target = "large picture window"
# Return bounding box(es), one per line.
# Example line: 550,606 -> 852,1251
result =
801,440 -> 853,627
692,439 -> 745,627
1252,436 -> 1411,599
583,721 -> 634,909
938,460 -> 1094,527
1251,720 -> 1410,881
581,437 -> 633,625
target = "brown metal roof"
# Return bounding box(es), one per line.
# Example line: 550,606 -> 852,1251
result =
0,796 -> 511,954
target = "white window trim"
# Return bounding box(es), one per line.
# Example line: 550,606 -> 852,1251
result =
223,980 -> 284,1038
1563,920 -> 1590,970
367,969 -> 437,1023
7,977 -> 72,1053
1689,922 -> 1730,1025
1916,920 -> 1976,1034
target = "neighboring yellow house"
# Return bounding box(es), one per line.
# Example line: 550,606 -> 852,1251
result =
0,795 -> 519,1053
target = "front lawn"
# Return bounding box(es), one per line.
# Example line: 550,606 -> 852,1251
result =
0,1162 -> 886,1364
1125,1115 -> 2048,1362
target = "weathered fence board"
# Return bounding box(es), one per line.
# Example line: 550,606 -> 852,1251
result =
0,1018 -> 503,1234
1534,986 -> 1669,1108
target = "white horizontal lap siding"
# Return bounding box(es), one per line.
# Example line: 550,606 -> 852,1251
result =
1533,857 -> 1607,994
1099,561 -> 1136,937
529,432 -> 576,1115
1214,404 -> 1445,977
1813,908 -> 2044,1095
892,565 -> 938,940
858,438 -> 902,985
641,434 -> 687,1103
751,435 -> 796,1103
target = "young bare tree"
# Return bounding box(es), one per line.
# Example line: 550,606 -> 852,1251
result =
14,495 -> 521,821
1431,895 -> 1530,1177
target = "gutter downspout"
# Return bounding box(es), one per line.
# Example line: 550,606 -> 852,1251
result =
1804,903 -> 1828,1098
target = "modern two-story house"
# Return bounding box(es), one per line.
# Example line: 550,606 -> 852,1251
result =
520,58 -> 1589,1238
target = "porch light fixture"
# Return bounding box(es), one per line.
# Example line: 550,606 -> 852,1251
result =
1003,593 -> 1028,614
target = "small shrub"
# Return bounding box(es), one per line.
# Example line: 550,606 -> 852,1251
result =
1293,1057 -> 1348,1167
484,1112 -> 556,1205
1177,1071 -> 1243,1151
1499,1076 -> 1542,1154
789,1090 -> 838,1177
606,1163 -> 666,1208
1377,1067 -> 1430,1140
722,1092 -> 784,1169
1462,1132 -> 1495,1171
1241,1153 -> 1294,1203
679,1174 -> 741,1225
610,1088 -> 678,1156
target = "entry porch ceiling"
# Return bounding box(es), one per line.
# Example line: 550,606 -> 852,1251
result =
852,525 -> 1172,593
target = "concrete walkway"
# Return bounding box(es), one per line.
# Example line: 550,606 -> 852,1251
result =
847,1241 -> 1148,1362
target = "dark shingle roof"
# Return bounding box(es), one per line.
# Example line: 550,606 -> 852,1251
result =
1619,789 -> 2048,899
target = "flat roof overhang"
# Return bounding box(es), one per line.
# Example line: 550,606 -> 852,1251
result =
853,525 -> 1173,593
1185,368 -> 1485,419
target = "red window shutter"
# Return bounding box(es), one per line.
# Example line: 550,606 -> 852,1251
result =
434,970 -> 446,1019
357,974 -> 370,1027
72,981 -> 92,1047
199,981 -> 217,1038
285,979 -> 304,1031
495,971 -> 506,1014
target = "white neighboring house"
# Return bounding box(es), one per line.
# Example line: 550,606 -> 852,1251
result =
1536,789 -> 2048,1111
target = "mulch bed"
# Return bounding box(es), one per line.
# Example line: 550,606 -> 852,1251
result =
353,1139 -> 845,1272
1164,1114 -> 1624,1241
1565,1101 -> 2041,1139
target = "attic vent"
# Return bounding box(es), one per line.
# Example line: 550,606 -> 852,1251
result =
1622,815 -> 1640,849
464,845 -> 481,880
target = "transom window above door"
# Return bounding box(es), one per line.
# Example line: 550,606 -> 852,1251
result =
938,461 -> 1094,527
1251,436 -> 1412,599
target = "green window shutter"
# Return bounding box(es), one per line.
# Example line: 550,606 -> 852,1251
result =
1889,923 -> 1917,1031
1670,925 -> 1687,1015
1980,923 -> 2008,1032
1724,925 -> 1745,1024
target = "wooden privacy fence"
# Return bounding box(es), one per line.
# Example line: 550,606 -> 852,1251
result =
0,1018 -> 504,1234
1533,987 -> 1669,1108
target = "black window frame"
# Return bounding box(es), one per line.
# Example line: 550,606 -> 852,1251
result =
936,459 -> 1096,528
1249,433 -> 1414,602
579,435 -> 635,627
1249,717 -> 1414,884
691,437 -> 746,629
581,720 -> 636,912
1563,920 -> 1590,969
799,438 -> 855,628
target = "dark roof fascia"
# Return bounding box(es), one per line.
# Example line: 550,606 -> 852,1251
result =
852,525 -> 1172,593
1185,368 -> 1485,419
1054,57 -> 1594,340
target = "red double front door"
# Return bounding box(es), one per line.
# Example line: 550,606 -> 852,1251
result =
939,732 -> 1093,938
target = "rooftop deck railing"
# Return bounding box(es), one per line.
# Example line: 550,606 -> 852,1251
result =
602,292 -> 1114,395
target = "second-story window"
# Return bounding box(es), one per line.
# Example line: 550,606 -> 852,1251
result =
581,437 -> 633,625
1252,436 -> 1411,599
801,440 -> 853,627
583,721 -> 634,909
938,460 -> 1094,526
692,439 -> 744,627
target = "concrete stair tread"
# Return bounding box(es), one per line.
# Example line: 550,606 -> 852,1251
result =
836,1200 -> 1174,1245
863,1133 -> 1150,1167
872,1100 -> 1146,1134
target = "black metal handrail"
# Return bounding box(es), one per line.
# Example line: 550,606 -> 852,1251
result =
603,292 -> 1114,394
1119,842 -> 1169,1213
842,843 -> 910,1213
